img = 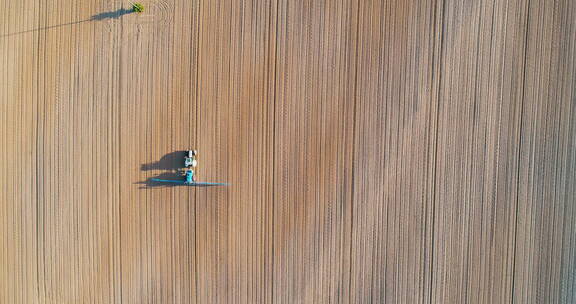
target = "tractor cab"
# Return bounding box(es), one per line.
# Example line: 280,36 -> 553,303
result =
185,150 -> 198,168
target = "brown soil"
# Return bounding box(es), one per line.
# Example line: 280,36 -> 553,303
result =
1,0 -> 575,302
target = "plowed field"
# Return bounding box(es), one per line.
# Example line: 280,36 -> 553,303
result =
1,0 -> 575,302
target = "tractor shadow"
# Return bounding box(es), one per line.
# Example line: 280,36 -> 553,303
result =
141,151 -> 186,171
138,150 -> 186,188
136,171 -> 219,189
135,172 -> 184,189
1,7 -> 132,38
91,8 -> 132,21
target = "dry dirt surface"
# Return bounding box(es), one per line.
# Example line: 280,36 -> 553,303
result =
1,0 -> 576,303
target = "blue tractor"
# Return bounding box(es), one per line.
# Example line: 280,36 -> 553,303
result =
151,150 -> 228,186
